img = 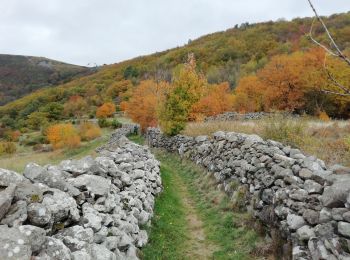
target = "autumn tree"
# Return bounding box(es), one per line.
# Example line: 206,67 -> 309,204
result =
234,76 -> 266,112
78,122 -> 102,141
64,96 -> 88,118
46,123 -> 81,150
159,54 -> 207,135
96,102 -> 116,119
191,82 -> 234,121
124,80 -> 169,131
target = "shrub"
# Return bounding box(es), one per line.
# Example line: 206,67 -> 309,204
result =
110,119 -> 122,129
4,130 -> 21,142
79,122 -> 102,141
46,123 -> 81,150
262,115 -> 306,147
20,134 -> 47,146
0,142 -> 17,155
318,111 -> 331,122
98,118 -> 109,128
96,102 -> 116,119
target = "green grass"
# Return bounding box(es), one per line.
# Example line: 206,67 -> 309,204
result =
152,151 -> 265,260
141,154 -> 189,260
127,133 -> 145,145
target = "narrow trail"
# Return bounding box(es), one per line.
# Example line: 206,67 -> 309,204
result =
173,171 -> 218,260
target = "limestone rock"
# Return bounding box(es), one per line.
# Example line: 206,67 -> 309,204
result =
0,184 -> 16,221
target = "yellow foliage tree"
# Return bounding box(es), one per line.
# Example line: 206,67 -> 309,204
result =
46,123 -> 81,150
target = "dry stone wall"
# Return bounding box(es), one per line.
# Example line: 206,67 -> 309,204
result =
0,125 -> 162,260
147,127 -> 350,260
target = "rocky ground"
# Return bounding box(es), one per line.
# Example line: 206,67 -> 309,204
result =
0,127 -> 162,260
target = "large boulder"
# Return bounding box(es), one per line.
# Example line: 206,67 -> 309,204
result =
24,163 -> 80,196
68,175 -> 111,197
1,200 -> 27,227
37,237 -> 72,260
59,156 -> 96,176
54,226 -> 94,252
0,184 -> 16,221
41,188 -> 79,223
0,168 -> 27,187
0,225 -> 46,259
320,175 -> 350,208
27,202 -> 52,226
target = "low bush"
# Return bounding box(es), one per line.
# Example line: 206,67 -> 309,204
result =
98,118 -> 122,129
20,134 -> 47,146
261,116 -> 307,147
0,142 -> 17,155
79,122 -> 102,141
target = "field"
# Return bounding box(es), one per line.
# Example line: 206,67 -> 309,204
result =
183,116 -> 350,167
0,128 -> 114,173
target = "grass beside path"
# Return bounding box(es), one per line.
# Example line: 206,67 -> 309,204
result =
128,134 -> 270,259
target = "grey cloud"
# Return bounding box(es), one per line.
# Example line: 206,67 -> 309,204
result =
0,0 -> 348,66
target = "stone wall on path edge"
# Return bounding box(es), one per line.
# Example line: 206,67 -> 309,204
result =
0,124 -> 162,260
147,127 -> 350,260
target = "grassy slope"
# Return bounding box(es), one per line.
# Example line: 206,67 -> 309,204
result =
128,135 -> 269,259
0,128 -> 113,173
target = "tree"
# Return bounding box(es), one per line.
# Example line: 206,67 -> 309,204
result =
257,53 -> 307,111
234,76 -> 266,112
159,54 -> 207,135
64,96 -> 88,118
191,82 -> 234,120
124,80 -> 169,131
96,102 -> 116,119
26,112 -> 49,130
40,102 -> 64,121
46,123 -> 81,150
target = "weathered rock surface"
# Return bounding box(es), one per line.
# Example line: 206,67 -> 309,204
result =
147,127 -> 350,259
0,124 -> 161,260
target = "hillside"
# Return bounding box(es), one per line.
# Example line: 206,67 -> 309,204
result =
0,54 -> 92,105
0,11 -> 349,125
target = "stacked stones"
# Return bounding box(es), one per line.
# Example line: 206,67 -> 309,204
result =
204,112 -> 269,122
0,126 -> 162,260
147,128 -> 350,259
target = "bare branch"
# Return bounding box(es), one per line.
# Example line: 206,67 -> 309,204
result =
307,0 -> 350,66
321,89 -> 350,97
309,18 -> 338,57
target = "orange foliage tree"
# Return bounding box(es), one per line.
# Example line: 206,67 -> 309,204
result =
234,76 -> 266,112
191,82 -> 234,121
96,102 -> 116,119
124,80 -> 170,131
46,123 -> 81,150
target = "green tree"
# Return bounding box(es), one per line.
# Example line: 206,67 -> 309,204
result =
40,102 -> 64,121
159,54 -> 206,135
26,112 -> 49,130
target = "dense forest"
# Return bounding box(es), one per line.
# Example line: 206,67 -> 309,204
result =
1,11 -> 350,132
0,54 -> 91,105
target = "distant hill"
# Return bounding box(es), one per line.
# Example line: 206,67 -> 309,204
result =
0,55 -> 91,105
0,11 -> 349,123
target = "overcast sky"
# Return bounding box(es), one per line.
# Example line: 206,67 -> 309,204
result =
0,0 -> 348,66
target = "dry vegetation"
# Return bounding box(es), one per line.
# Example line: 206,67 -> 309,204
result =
183,116 -> 350,167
